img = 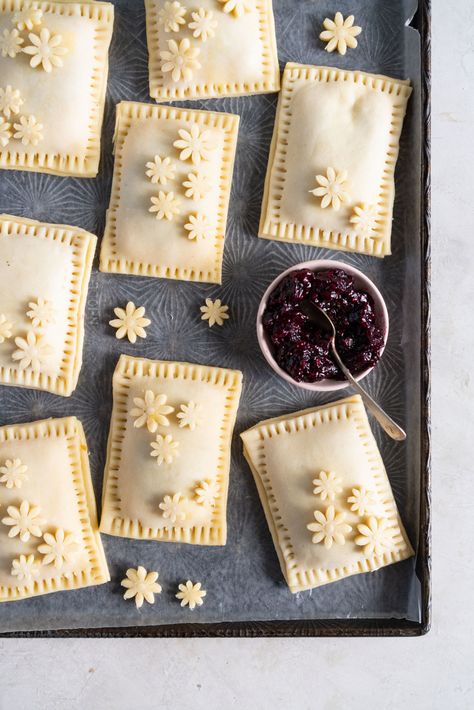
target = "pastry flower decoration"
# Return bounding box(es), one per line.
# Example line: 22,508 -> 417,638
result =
218,0 -> 253,18
0,28 -> 24,58
0,117 -> 11,147
149,191 -> 181,220
177,401 -> 203,430
11,554 -> 40,584
109,302 -> 151,343
158,1 -> 187,33
131,390 -> 175,432
174,124 -> 215,165
307,505 -> 352,549
200,298 -> 229,327
184,213 -> 213,241
13,115 -> 44,146
350,204 -> 379,238
23,28 -> 68,72
121,566 -> 162,609
189,9 -> 218,41
195,480 -> 220,507
150,434 -> 180,466
26,297 -> 55,328
160,38 -> 201,83
12,330 -> 52,371
176,580 -> 206,610
145,155 -> 176,185
0,458 -> 28,489
183,171 -> 212,200
0,85 -> 23,119
355,516 -> 396,557
1,500 -> 45,542
312,470 -> 342,502
12,6 -> 43,32
38,529 -> 79,569
347,486 -> 377,517
0,314 -> 13,342
320,12 -> 362,56
310,168 -> 349,211
159,492 -> 187,524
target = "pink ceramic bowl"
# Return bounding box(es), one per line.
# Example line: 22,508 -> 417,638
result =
256,260 -> 389,392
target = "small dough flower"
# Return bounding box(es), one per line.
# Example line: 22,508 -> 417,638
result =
0,28 -> 24,58
12,5 -> 43,31
200,298 -> 229,327
312,470 -> 342,502
320,12 -> 362,56
195,480 -> 219,506
182,171 -> 211,200
0,117 -> 12,147
23,28 -> 68,72
184,213 -> 213,241
158,1 -> 186,32
2,500 -> 45,542
38,529 -> 79,569
0,458 -> 28,489
26,297 -> 55,328
13,115 -> 44,146
131,390 -> 175,432
0,313 -> 14,342
149,191 -> 180,220
189,9 -> 218,41
0,85 -> 23,119
176,580 -> 206,610
310,167 -> 349,211
11,554 -> 40,584
121,566 -> 162,609
350,204 -> 379,238
159,492 -> 187,524
218,0 -> 252,17
306,505 -> 352,549
12,330 -> 52,371
174,124 -> 214,164
145,155 -> 176,185
355,516 -> 396,557
160,38 -> 201,83
109,302 -> 151,344
177,401 -> 203,430
150,434 -> 180,466
347,487 -> 377,517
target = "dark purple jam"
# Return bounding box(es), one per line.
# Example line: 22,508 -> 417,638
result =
263,268 -> 385,383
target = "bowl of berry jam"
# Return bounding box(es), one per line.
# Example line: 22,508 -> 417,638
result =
257,261 -> 389,392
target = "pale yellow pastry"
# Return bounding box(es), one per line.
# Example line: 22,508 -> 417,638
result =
100,102 -> 239,284
241,395 -> 414,593
259,63 -> 413,257
176,580 -> 206,609
0,417 -> 109,603
145,0 -> 279,102
0,213 -> 96,396
121,566 -> 162,608
100,355 -> 243,545
0,0 -> 114,177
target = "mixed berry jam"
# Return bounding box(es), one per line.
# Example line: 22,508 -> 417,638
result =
262,268 -> 385,383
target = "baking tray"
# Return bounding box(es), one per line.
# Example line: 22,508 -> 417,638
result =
0,0 -> 431,637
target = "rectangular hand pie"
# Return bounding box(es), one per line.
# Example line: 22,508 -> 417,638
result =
0,213 -> 96,396
0,0 -> 114,177
259,63 -> 413,257
100,355 -> 243,545
145,0 -> 279,102
241,395 -> 414,593
100,101 -> 239,284
0,417 -> 109,603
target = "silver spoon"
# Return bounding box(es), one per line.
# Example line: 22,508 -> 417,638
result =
301,301 -> 406,441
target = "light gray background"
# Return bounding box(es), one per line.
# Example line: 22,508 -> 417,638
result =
0,0 -> 472,707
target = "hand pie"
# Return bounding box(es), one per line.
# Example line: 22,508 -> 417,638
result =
0,214 -> 96,396
241,395 -> 414,593
0,0 -> 114,177
145,0 -> 279,102
100,101 -> 239,284
259,63 -> 413,257
100,355 -> 243,545
0,417 -> 109,603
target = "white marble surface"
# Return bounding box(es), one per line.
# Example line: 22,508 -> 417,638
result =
0,1 -> 473,708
